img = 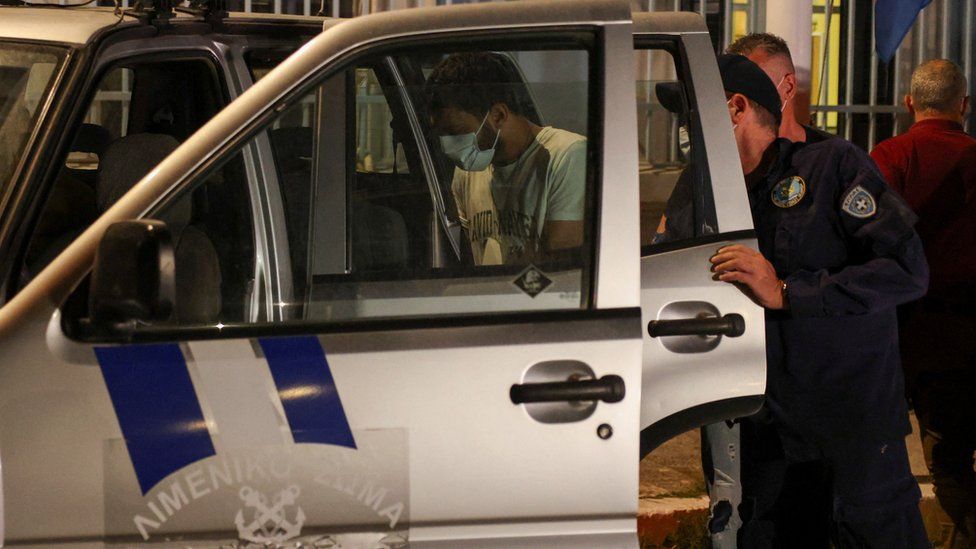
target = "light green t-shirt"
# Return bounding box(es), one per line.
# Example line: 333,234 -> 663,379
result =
451,126 -> 587,265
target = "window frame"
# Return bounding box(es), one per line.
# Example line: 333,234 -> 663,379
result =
303,34 -> 602,309
636,36 -> 721,258
0,38 -> 75,301
7,47 -> 238,298
61,26 -> 610,344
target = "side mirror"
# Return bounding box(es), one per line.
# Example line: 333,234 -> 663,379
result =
89,220 -> 175,327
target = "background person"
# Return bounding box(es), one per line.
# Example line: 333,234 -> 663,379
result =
425,52 -> 587,266
713,53 -> 929,547
871,58 -> 976,548
727,32 -> 833,144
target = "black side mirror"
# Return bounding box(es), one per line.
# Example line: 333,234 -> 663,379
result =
89,220 -> 175,327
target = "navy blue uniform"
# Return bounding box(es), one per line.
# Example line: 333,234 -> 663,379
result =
739,137 -> 930,547
752,137 -> 927,453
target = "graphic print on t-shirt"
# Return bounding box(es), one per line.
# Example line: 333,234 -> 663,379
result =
451,126 -> 587,265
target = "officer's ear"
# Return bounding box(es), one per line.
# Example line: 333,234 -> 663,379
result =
727,93 -> 748,124
781,73 -> 798,102
960,95 -> 969,117
904,94 -> 915,116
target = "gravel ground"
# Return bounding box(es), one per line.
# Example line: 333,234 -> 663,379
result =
639,429 -> 705,499
639,414 -> 928,500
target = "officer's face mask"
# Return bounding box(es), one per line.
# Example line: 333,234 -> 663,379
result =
774,75 -> 788,112
438,112 -> 500,172
727,98 -> 739,132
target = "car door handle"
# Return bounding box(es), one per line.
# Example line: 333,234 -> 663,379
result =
510,375 -> 625,405
647,313 -> 745,338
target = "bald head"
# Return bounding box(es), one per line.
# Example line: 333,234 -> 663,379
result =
909,59 -> 968,118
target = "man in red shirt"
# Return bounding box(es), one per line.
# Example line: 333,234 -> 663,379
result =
871,58 -> 976,546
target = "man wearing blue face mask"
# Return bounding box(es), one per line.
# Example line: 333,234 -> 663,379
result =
425,52 -> 587,265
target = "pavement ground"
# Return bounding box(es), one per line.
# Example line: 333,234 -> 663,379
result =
638,413 -> 959,548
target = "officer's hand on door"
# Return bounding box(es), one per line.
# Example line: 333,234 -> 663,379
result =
710,245 -> 786,310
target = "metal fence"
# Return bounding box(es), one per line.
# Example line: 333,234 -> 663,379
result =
81,0 -> 973,151
810,0 -> 975,149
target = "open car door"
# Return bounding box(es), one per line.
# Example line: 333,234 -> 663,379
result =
631,13 -> 767,453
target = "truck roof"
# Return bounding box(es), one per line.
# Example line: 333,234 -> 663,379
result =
0,7 -> 137,45
0,6 -> 325,46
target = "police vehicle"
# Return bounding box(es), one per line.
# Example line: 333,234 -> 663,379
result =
0,0 -> 765,545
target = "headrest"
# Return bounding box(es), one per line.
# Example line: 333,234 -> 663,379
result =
269,127 -> 313,174
96,133 -> 179,212
70,124 -> 112,156
655,81 -> 689,126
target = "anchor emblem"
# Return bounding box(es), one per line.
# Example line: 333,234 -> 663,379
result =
234,485 -> 306,544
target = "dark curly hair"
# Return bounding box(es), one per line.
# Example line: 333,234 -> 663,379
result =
425,52 -> 530,117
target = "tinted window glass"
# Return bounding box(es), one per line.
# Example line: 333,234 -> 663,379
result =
23,59 -> 226,282
636,48 -> 712,253
0,42 -> 66,194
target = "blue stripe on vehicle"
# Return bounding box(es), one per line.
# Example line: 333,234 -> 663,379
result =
95,343 -> 216,495
258,336 -> 356,449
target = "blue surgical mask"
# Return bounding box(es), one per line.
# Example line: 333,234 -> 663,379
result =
438,112 -> 500,172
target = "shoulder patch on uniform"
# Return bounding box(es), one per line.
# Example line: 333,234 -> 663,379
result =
841,185 -> 877,218
771,176 -> 806,208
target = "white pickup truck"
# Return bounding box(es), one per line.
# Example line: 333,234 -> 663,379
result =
0,0 -> 765,546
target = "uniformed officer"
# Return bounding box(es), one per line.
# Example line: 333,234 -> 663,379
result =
703,34 -> 843,548
712,54 -> 930,547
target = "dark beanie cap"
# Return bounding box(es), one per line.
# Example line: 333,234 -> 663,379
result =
717,53 -> 782,127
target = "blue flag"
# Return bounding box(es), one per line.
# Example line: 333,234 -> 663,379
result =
875,0 -> 932,63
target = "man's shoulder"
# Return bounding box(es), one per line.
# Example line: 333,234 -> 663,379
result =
791,134 -> 886,193
802,125 -> 837,144
537,127 -> 586,155
871,132 -> 915,156
451,166 -> 491,190
795,131 -> 864,165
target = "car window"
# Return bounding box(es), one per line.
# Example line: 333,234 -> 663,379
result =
22,58 -> 229,282
312,47 -> 594,322
83,41 -> 598,331
152,151 -> 257,324
636,47 -> 714,253
0,42 -> 67,196
356,68 -> 409,175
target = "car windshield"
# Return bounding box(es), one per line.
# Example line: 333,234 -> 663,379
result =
0,42 -> 67,193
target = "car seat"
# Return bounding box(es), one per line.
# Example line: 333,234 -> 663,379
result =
24,124 -> 111,275
268,126 -> 411,275
96,133 -> 222,324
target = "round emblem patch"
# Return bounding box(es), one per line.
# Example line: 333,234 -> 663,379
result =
771,176 -> 806,208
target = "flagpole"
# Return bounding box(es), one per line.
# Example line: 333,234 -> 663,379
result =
869,0 -> 878,149
844,0 -> 854,141
965,0 -> 974,132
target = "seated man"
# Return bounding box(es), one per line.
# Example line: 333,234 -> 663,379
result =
425,52 -> 587,265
